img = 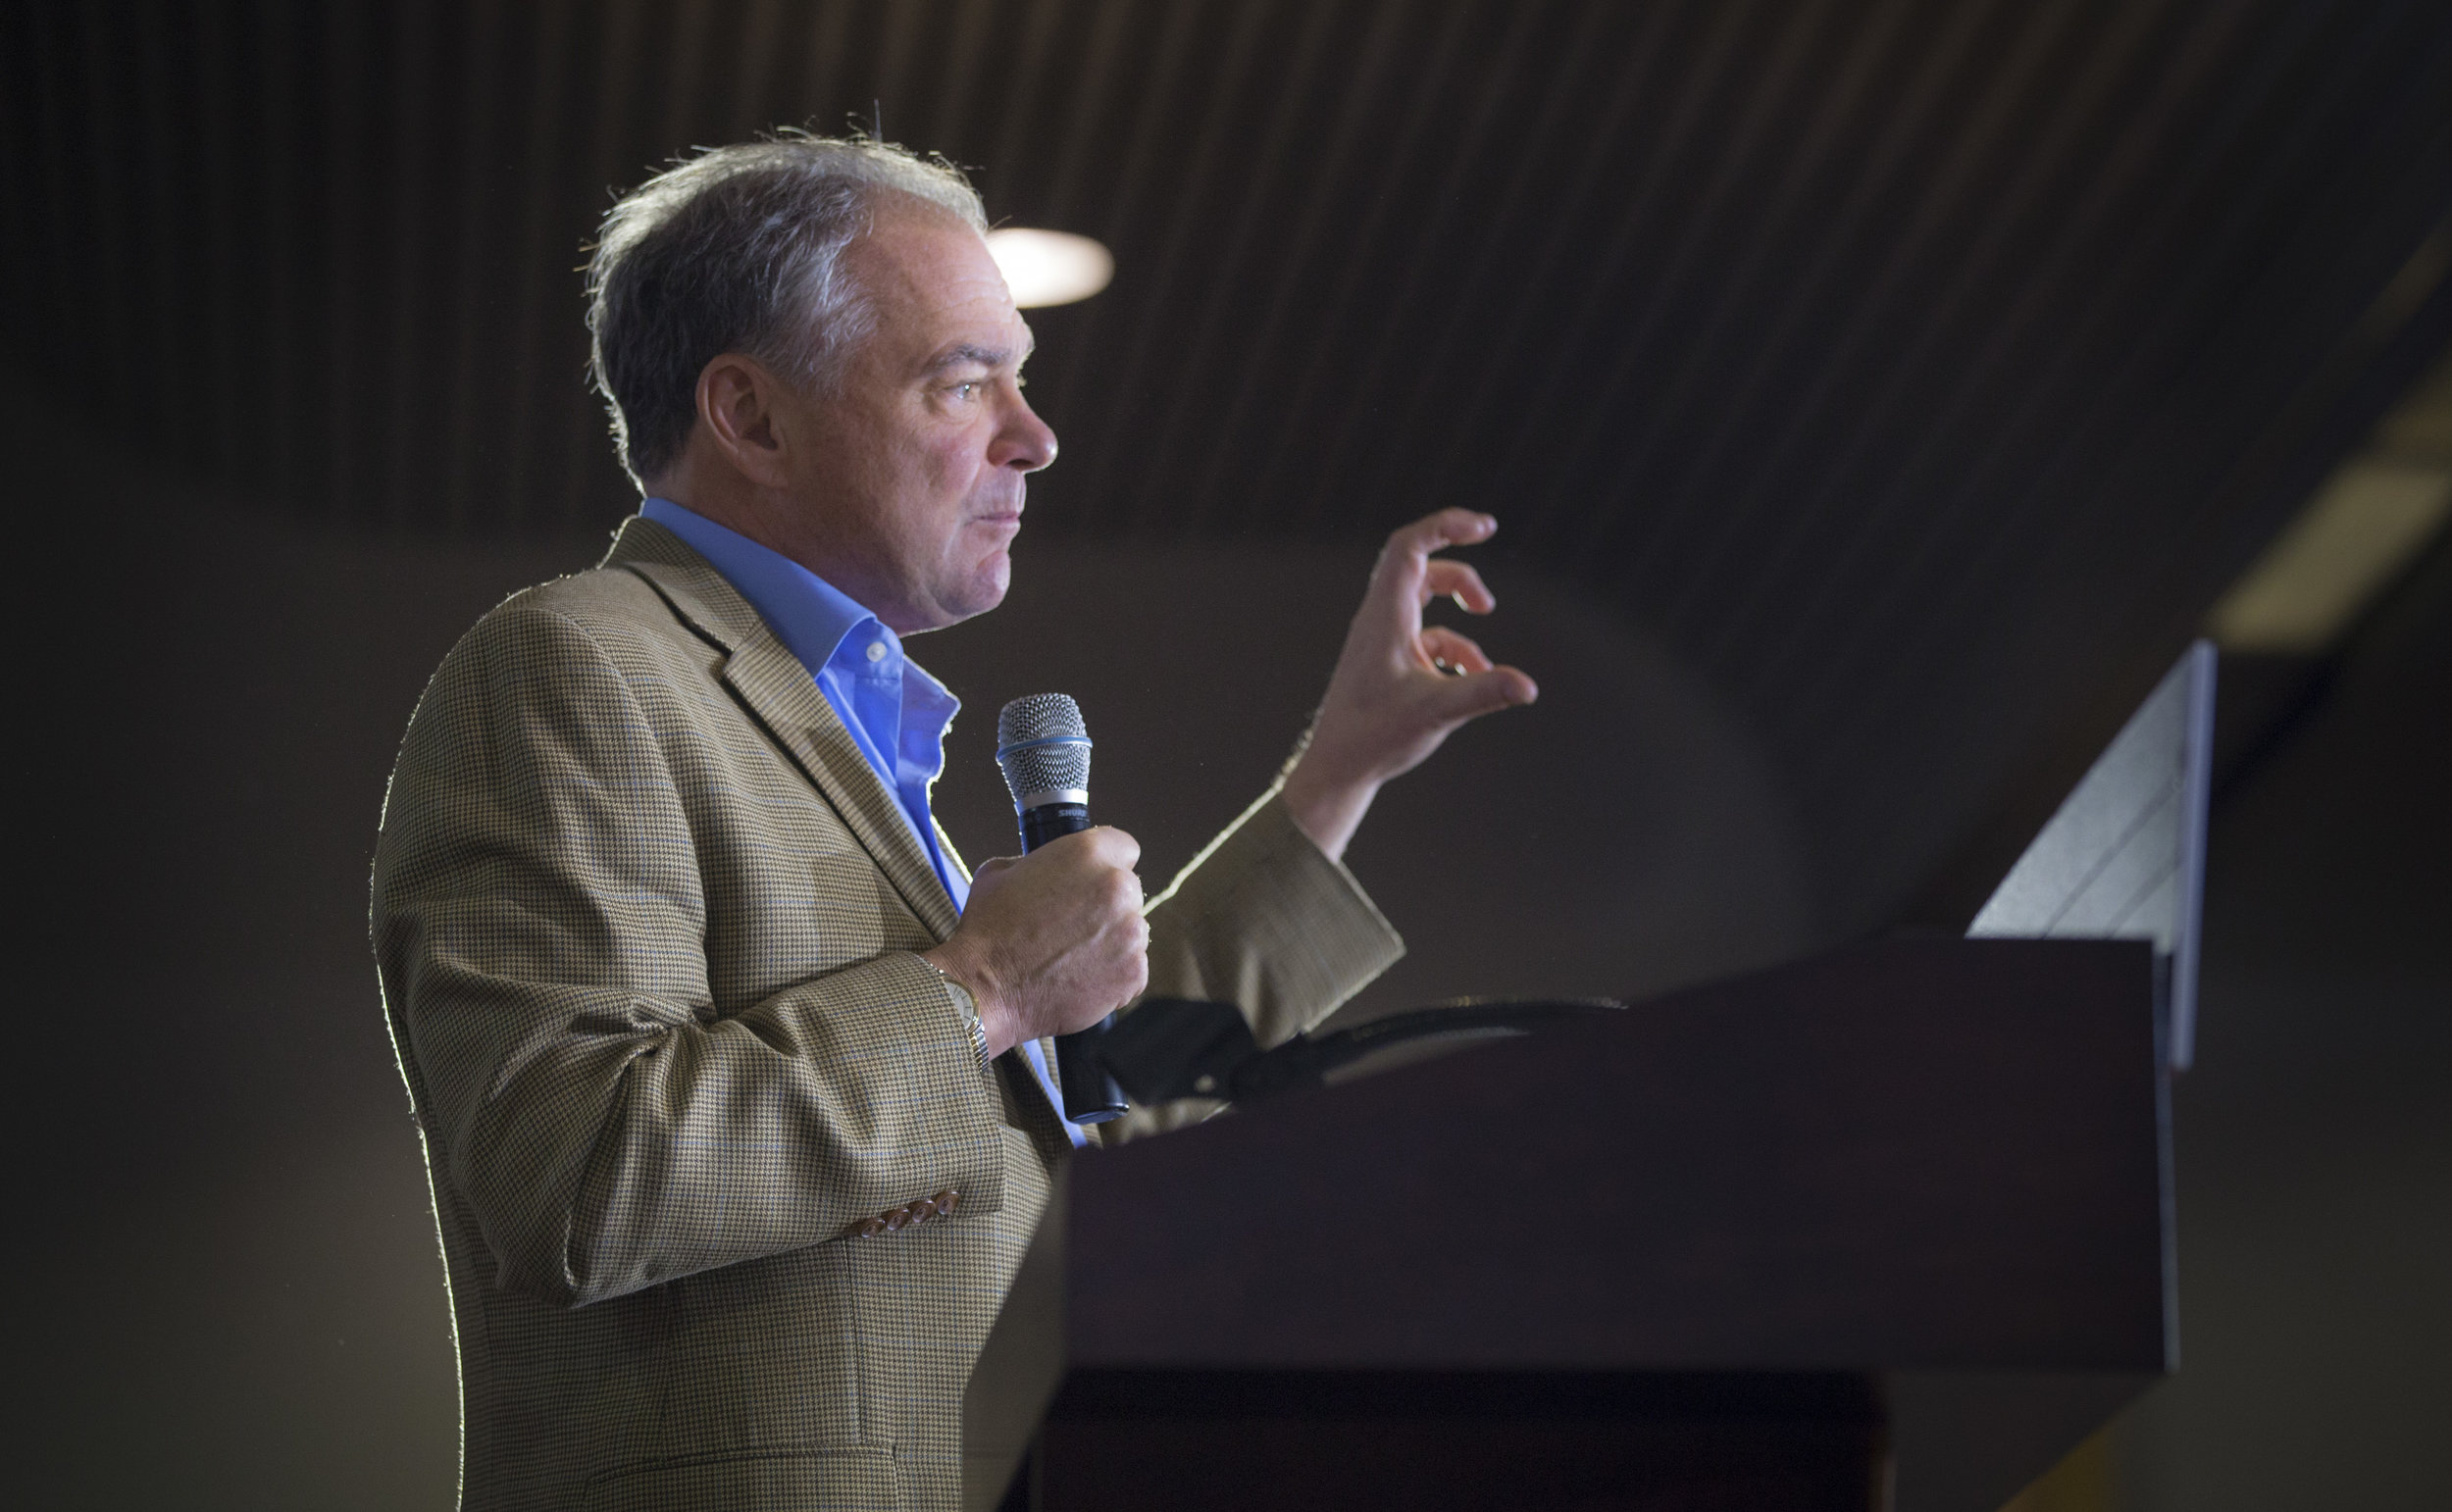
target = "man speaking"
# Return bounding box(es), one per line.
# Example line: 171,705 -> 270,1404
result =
371,134 -> 1534,1512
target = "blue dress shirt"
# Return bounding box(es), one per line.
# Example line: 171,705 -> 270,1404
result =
641,499 -> 1090,1146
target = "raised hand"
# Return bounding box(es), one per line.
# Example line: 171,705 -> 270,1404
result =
1280,509 -> 1539,860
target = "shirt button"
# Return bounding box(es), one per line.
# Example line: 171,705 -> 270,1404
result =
865,640 -> 888,663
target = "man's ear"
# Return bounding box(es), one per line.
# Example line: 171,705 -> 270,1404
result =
696,354 -> 796,488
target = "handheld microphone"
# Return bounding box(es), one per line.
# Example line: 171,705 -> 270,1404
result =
995,693 -> 1130,1125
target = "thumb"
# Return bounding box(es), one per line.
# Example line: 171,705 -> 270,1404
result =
967,854 -> 1021,895
1433,665 -> 1539,725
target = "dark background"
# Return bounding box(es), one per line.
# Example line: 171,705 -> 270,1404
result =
5,2 -> 2447,1506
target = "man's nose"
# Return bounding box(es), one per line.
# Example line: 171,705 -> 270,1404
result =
993,390 -> 1058,473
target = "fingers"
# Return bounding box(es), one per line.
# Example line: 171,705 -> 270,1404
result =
1382,508 -> 1498,564
1036,824 -> 1142,871
1028,825 -> 1146,929
1115,937 -> 1151,1013
1082,825 -> 1141,872
1101,860 -> 1147,915
1370,510 -> 1499,614
1420,623 -> 1495,675
1421,559 -> 1497,615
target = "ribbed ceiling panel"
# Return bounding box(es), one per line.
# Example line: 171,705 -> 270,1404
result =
7,0 -> 2450,927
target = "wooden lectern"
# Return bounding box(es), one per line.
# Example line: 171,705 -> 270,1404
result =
965,937 -> 2173,1512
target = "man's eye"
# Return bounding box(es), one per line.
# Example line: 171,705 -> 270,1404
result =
947,380 -> 983,400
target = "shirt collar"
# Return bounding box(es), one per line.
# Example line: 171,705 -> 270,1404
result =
641,497 -> 961,781
642,497 -> 883,680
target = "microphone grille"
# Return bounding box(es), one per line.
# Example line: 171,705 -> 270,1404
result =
996,692 -> 1087,747
996,692 -> 1092,803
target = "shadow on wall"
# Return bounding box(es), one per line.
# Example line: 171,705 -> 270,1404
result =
921,532 -> 1820,1021
13,402 -> 1814,1507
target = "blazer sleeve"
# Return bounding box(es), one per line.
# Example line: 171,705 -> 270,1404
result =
1105,785 -> 1408,1143
372,601 -> 1008,1309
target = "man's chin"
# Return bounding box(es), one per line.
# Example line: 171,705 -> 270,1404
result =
970,558 -> 1014,616
916,558 -> 1011,631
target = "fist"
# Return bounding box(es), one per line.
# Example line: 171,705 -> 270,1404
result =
923,827 -> 1149,1058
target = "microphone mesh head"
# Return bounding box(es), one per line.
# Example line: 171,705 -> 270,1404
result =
996,693 -> 1092,802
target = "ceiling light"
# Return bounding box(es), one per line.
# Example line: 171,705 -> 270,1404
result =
986,227 -> 1114,308
2207,456 -> 2450,653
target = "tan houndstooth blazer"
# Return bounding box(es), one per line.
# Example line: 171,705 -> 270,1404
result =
371,517 -> 1403,1512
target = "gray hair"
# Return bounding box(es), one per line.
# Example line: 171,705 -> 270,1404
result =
587,132 -> 990,486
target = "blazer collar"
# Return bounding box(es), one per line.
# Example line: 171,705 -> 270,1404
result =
603,516 -> 962,941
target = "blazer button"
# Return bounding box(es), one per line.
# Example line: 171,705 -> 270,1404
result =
933,1189 -> 959,1216
855,1218 -> 886,1238
883,1207 -> 911,1232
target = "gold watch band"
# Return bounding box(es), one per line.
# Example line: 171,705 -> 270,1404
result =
922,956 -> 992,1074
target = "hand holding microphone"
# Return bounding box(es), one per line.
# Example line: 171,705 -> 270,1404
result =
918,693 -> 1142,1122
932,829 -> 1147,1055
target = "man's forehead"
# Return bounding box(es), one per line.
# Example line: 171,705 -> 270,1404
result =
854,207 -> 995,286
851,210 -> 1031,362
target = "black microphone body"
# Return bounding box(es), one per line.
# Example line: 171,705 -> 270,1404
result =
1015,800 -> 1092,855
995,695 -> 1130,1125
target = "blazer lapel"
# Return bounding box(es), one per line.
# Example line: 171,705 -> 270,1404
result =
604,517 -> 963,943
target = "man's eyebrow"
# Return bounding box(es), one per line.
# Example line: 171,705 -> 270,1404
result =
923,338 -> 1035,375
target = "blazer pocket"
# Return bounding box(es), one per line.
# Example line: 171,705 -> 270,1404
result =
582,1444 -> 901,1512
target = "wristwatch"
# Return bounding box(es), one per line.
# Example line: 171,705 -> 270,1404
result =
923,956 -> 993,1075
